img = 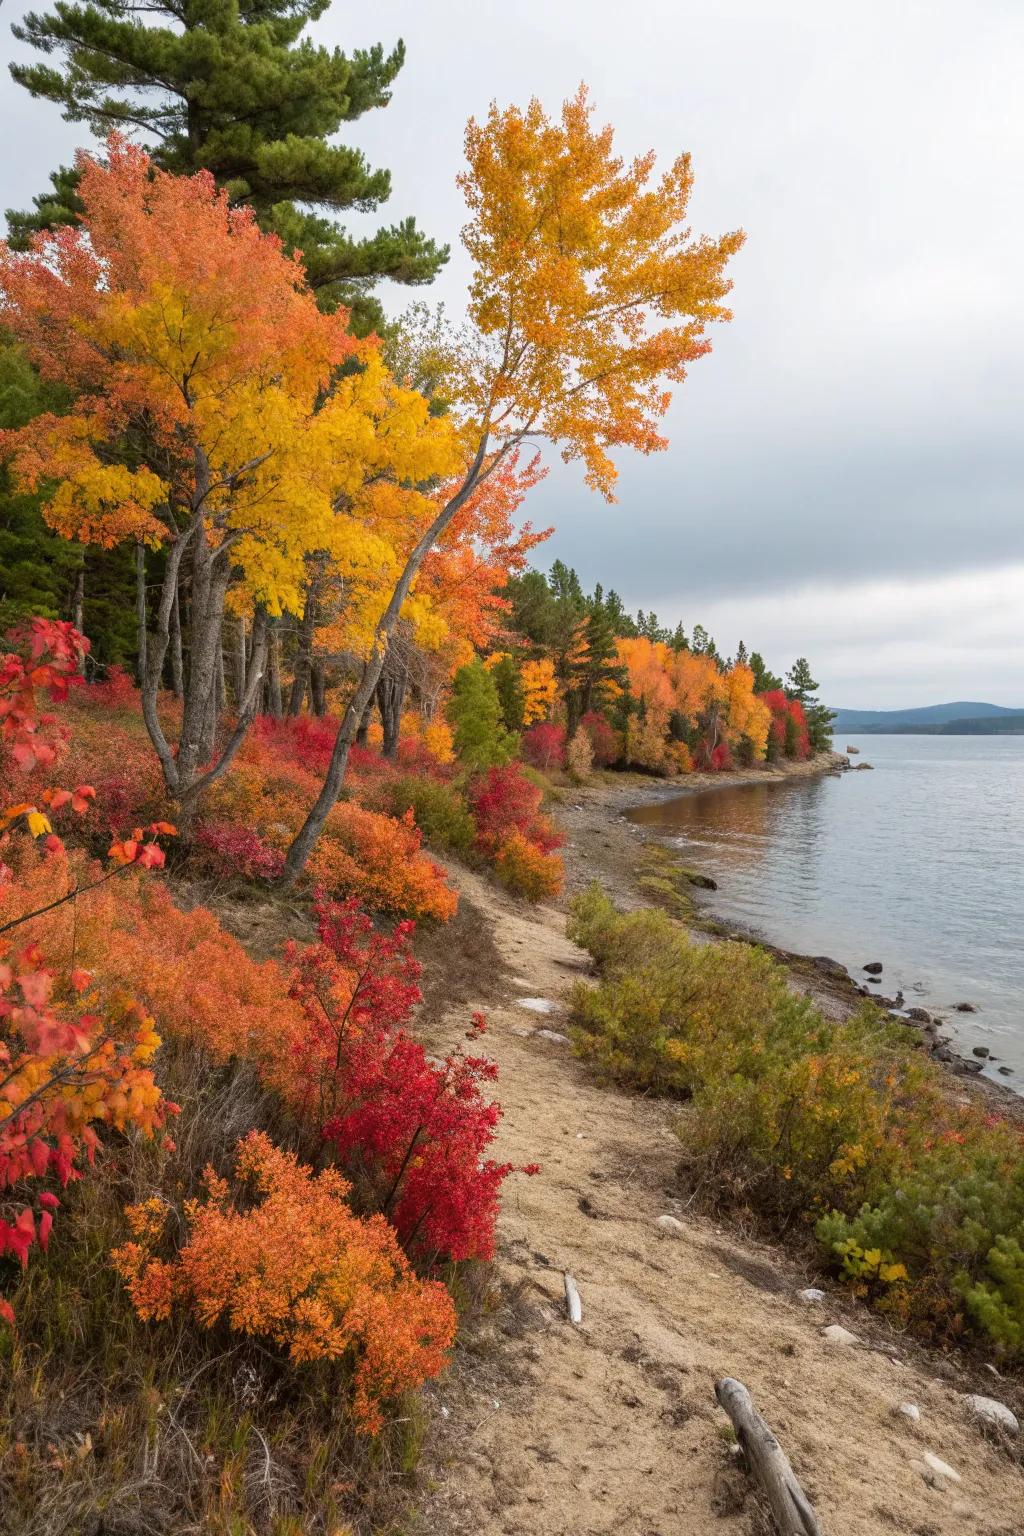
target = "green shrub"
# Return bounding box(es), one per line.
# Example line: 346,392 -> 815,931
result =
376,775 -> 476,855
567,884 -> 1024,1358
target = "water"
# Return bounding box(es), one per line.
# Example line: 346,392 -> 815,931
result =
625,736 -> 1024,1083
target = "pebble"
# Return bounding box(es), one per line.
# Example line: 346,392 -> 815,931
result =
822,1324 -> 859,1346
921,1451 -> 961,1485
896,1403 -> 921,1422
655,1214 -> 685,1238
797,1287 -> 825,1303
534,1028 -> 571,1045
964,1394 -> 1019,1436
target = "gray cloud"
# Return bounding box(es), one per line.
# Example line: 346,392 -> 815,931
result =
2,0 -> 1022,702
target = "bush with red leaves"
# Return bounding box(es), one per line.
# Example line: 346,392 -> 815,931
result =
761,690 -> 811,761
468,764 -> 564,858
579,710 -> 619,767
694,738 -> 734,772
283,898 -> 536,1263
521,721 -> 566,772
192,822 -> 285,882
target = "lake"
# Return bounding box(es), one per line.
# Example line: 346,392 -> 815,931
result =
624,736 -> 1024,1083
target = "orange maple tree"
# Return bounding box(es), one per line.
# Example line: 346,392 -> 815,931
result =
282,87 -> 744,880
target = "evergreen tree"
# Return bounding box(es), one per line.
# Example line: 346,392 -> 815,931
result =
448,660 -> 515,770
784,656 -> 817,703
491,653 -> 525,734
8,0 -> 446,328
605,588 -> 636,637
735,638 -> 749,666
786,656 -> 834,752
749,650 -> 782,694
0,336 -> 79,636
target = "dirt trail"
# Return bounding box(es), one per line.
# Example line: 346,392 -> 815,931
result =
419,861 -> 1024,1536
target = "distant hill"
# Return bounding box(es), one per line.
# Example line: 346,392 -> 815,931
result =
831,702 -> 1024,733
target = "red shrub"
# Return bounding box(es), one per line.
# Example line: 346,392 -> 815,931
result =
693,738 -> 734,772
192,822 -> 285,882
761,690 -> 810,761
81,665 -> 137,712
468,764 -> 564,858
521,721 -> 566,772
284,899 -> 535,1263
580,710 -> 618,767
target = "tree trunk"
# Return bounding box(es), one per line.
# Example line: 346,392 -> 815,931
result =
71,562 -> 84,635
169,576 -> 184,699
288,563 -> 323,717
355,703 -> 373,746
136,449 -> 269,827
135,544 -> 148,687
310,662 -> 327,716
377,657 -> 408,759
267,625 -> 283,718
235,614 -> 247,705
281,431 -> 494,887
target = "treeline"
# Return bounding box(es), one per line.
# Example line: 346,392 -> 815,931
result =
443,560 -> 834,779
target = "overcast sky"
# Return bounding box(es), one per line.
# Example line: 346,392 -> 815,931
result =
2,0 -> 1022,705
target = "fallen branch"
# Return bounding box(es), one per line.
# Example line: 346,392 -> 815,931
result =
715,1377 -> 822,1536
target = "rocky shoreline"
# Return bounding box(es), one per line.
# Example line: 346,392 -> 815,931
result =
554,753 -> 1023,1119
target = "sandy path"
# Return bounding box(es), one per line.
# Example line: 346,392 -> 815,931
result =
419,865 -> 1023,1536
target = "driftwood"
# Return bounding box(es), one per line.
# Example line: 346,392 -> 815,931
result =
715,1377 -> 822,1536
563,1272 -> 583,1326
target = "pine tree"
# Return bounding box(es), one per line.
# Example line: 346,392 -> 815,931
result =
7,0 -> 447,328
0,337 -> 79,635
785,656 -> 834,752
785,656 -> 818,703
750,650 -> 782,694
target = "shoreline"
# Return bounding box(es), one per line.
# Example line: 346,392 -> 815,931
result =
555,753 -> 1023,1117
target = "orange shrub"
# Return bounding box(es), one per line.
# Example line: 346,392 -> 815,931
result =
494,831 -> 563,902
113,1131 -> 457,1433
309,802 -> 457,923
0,845 -> 305,1071
206,742 -> 458,922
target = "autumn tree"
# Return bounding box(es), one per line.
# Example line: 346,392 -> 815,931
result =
281,89 -> 743,878
7,0 -> 445,329
0,140 -> 458,823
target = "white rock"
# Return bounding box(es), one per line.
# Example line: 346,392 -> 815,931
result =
534,1028 -> 571,1045
518,996 -> 557,1015
563,1273 -> 583,1326
510,1025 -> 533,1038
797,1287 -> 825,1303
964,1394 -> 1019,1436
656,1214 -> 685,1238
822,1324 -> 860,1346
896,1403 -> 921,1423
922,1451 -> 961,1484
